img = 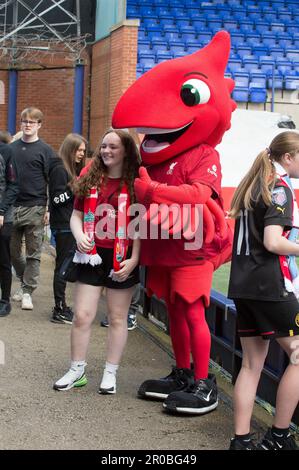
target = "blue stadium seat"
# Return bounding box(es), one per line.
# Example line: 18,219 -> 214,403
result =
207,19 -> 223,30
233,71 -> 250,87
151,39 -> 168,52
271,23 -> 285,33
249,84 -> 267,103
237,46 -> 252,58
138,29 -> 147,41
230,32 -> 245,46
170,7 -> 187,18
272,1 -> 288,10
246,33 -> 261,46
228,58 -> 243,73
186,45 -> 201,54
142,18 -> 159,28
277,12 -> 293,22
180,26 -> 196,42
153,0 -> 170,5
175,18 -> 190,28
163,27 -> 180,41
250,72 -> 267,88
155,7 -> 170,17
254,22 -> 270,34
223,19 -> 238,30
197,31 -> 212,43
159,18 -> 175,27
191,19 -> 207,30
270,47 -> 285,60
232,86 -> 249,103
276,59 -> 293,76
168,40 -> 185,54
277,34 -> 293,49
127,6 -> 139,18
156,52 -> 174,63
139,54 -> 156,68
185,38 -> 200,48
243,58 -> 259,73
261,34 -> 277,48
233,11 -> 247,22
252,45 -> 269,58
263,12 -> 278,23
267,74 -> 284,89
173,51 -> 187,59
239,21 -> 255,33
286,49 -> 299,62
186,8 -> 205,19
138,40 -> 151,55
140,6 -> 156,17
259,56 -> 275,74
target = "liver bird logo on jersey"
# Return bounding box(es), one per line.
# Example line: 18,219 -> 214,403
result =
113,31 -> 236,164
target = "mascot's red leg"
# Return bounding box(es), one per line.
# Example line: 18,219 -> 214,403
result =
168,296 -> 210,380
166,299 -> 191,370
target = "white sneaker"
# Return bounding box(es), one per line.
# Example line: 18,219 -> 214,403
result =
53,367 -> 87,391
12,288 -> 23,302
21,293 -> 33,310
99,370 -> 116,394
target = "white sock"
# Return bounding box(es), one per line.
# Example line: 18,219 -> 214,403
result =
105,362 -> 119,375
71,360 -> 86,374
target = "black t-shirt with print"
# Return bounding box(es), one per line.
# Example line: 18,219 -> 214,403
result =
228,182 -> 295,301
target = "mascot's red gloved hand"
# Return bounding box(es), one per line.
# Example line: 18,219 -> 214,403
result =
134,167 -> 227,242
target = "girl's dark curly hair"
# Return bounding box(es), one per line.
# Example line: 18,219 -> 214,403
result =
72,128 -> 141,203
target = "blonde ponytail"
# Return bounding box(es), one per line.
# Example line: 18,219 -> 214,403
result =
230,150 -> 275,218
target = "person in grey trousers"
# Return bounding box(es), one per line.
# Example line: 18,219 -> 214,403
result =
10,107 -> 58,310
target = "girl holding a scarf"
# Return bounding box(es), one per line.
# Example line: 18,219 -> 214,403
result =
228,131 -> 299,450
54,129 -> 140,394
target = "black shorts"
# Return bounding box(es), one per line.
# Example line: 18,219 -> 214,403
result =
233,298 -> 299,340
76,247 -> 139,289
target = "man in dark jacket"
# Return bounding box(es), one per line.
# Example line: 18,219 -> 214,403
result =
10,107 -> 58,310
0,142 -> 18,316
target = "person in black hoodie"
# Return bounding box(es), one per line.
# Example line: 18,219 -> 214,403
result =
0,142 -> 18,316
49,133 -> 87,324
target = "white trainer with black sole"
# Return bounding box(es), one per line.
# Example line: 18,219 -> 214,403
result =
53,368 -> 87,391
98,370 -> 116,394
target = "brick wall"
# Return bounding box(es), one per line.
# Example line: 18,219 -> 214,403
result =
0,70 -> 9,132
90,20 -> 139,151
0,52 -> 91,152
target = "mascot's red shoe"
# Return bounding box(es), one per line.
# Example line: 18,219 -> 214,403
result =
113,31 -> 236,414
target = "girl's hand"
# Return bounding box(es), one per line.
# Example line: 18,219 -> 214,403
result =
113,258 -> 138,282
76,233 -> 94,253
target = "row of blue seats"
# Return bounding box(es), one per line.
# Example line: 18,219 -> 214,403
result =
128,2 -> 299,14
138,55 -> 299,76
139,40 -> 299,60
139,42 -> 299,59
139,31 -> 299,48
128,0 -> 298,7
233,86 -> 267,103
137,22 -> 298,36
139,26 -> 299,41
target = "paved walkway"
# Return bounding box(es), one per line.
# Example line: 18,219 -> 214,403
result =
0,251 -> 262,450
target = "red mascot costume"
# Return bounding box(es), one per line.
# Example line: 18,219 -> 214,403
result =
112,31 -> 236,415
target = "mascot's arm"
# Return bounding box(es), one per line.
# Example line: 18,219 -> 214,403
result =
135,167 -> 212,205
135,167 -> 227,240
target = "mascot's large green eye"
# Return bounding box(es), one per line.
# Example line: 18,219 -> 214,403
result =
180,79 -> 211,106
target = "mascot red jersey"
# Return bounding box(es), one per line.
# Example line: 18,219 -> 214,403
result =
113,31 -> 236,415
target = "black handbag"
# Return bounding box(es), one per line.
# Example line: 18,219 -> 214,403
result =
59,250 -> 79,283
